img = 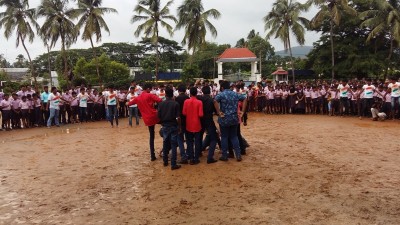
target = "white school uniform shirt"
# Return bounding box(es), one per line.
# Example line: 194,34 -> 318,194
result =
304,89 -> 311,98
311,90 -> 319,99
0,99 -> 11,110
77,93 -> 89,107
48,93 -> 61,110
337,84 -> 350,98
388,82 -> 400,97
105,91 -> 118,105
362,84 -> 375,99
19,101 -> 30,110
126,93 -> 138,108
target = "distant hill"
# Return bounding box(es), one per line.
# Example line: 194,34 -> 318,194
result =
275,46 -> 313,58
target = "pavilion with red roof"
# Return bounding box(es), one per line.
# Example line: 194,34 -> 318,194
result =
216,48 -> 261,82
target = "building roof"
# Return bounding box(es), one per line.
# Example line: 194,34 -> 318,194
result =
217,48 -> 258,63
272,67 -> 288,75
0,68 -> 29,81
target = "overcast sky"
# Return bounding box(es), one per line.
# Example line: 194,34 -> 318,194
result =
0,0 -> 320,64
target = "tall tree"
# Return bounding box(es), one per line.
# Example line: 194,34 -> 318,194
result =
0,0 -> 40,87
132,0 -> 177,81
37,0 -> 78,84
176,0 -> 220,57
72,0 -> 117,87
360,0 -> 400,80
308,0 -> 357,81
264,0 -> 309,83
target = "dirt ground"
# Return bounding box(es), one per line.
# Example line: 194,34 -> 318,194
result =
0,113 -> 399,225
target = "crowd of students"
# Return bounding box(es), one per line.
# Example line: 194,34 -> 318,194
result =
1,78 -> 399,129
247,77 -> 400,121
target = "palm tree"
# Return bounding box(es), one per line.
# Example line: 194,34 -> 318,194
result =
360,0 -> 400,80
308,0 -> 356,81
264,0 -> 309,83
72,0 -> 117,87
37,0 -> 78,85
0,0 -> 40,88
176,0 -> 220,57
132,0 -> 177,80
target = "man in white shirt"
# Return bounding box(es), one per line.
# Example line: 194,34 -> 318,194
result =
337,79 -> 351,116
388,77 -> 400,119
360,79 -> 376,118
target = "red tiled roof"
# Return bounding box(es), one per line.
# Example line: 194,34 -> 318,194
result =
272,67 -> 288,75
218,48 -> 257,59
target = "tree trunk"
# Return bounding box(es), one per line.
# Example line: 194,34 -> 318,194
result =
384,36 -> 394,80
259,50 -> 262,77
61,31 -> 69,87
155,24 -> 159,82
287,36 -> 295,84
330,19 -> 335,81
20,34 -> 37,90
47,44 -> 52,88
89,36 -> 102,88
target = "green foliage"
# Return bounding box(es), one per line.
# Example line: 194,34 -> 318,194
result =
141,55 -> 168,74
192,42 -> 230,79
181,64 -> 200,82
72,54 -> 130,88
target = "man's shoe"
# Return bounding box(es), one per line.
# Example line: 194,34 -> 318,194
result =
237,157 -> 242,162
163,162 -> 168,167
219,157 -> 228,162
241,151 -> 247,155
178,160 -> 188,164
151,157 -> 157,161
171,165 -> 181,170
207,159 -> 218,164
190,160 -> 200,165
228,154 -> 235,159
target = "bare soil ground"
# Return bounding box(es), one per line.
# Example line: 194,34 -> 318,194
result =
0,113 -> 399,225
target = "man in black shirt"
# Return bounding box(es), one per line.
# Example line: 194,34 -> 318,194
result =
198,86 -> 218,164
174,84 -> 190,164
157,88 -> 181,170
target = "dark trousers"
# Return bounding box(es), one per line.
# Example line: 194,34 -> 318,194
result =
87,103 -> 94,121
186,131 -> 202,162
340,97 -> 350,116
108,105 -> 118,126
79,107 -> 87,122
202,122 -> 217,161
362,98 -> 374,117
220,124 -> 241,159
162,125 -> 179,167
42,103 -> 49,125
148,125 -> 156,160
34,107 -> 42,125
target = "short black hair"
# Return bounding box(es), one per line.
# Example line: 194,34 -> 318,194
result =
202,86 -> 211,95
144,83 -> 153,90
221,81 -> 230,90
190,87 -> 197,96
51,87 -> 57,92
165,87 -> 173,98
178,84 -> 186,93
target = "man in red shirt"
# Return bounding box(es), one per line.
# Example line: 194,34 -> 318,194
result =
128,83 -> 162,161
182,87 -> 203,164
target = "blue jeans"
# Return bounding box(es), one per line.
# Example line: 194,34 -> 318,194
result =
220,124 -> 241,159
79,107 -> 87,122
202,123 -> 217,161
128,107 -> 139,126
177,125 -> 187,161
47,108 -> 60,127
391,97 -> 399,109
186,131 -> 202,162
162,125 -> 178,167
108,105 -> 118,126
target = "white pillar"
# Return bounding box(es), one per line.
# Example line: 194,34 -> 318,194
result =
217,62 -> 223,80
